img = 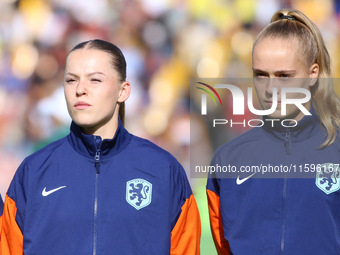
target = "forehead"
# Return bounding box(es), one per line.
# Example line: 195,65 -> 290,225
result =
252,37 -> 304,70
65,48 -> 113,72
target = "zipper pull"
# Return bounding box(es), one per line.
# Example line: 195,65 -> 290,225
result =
95,151 -> 100,174
284,132 -> 291,155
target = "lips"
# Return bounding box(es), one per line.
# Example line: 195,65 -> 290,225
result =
265,101 -> 281,106
74,101 -> 91,110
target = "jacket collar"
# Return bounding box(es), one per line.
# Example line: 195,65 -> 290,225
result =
67,116 -> 132,159
261,103 -> 321,143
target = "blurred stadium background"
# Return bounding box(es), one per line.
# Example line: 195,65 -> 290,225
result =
0,0 -> 340,253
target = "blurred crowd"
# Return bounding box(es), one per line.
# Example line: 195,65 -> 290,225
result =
0,0 -> 339,253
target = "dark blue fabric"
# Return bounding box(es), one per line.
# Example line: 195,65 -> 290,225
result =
7,117 -> 193,255
0,193 -> 3,215
207,104 -> 340,254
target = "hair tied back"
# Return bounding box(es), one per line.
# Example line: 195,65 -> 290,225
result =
281,15 -> 296,21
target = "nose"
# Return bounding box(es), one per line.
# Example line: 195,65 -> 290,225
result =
76,80 -> 87,97
265,78 -> 280,97
265,78 -> 274,96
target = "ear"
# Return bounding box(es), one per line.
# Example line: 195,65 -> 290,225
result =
309,63 -> 319,87
117,81 -> 131,103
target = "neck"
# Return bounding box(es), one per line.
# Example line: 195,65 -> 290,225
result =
81,113 -> 120,140
291,101 -> 312,122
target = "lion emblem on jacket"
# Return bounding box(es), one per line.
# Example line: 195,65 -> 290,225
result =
316,163 -> 340,195
126,179 -> 152,210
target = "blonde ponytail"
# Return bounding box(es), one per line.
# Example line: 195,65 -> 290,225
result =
254,9 -> 340,147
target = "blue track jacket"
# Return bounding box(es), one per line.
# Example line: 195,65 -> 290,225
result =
0,194 -> 3,243
1,118 -> 201,255
207,105 -> 340,254
0,194 -> 3,216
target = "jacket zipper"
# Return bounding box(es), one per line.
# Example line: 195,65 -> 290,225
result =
93,137 -> 102,255
281,131 -> 290,255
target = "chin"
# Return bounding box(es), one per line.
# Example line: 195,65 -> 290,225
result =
263,109 -> 282,119
76,122 -> 96,128
266,114 -> 283,120
72,116 -> 96,128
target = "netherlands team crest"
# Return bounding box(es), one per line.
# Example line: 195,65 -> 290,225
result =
316,163 -> 340,195
126,179 -> 152,210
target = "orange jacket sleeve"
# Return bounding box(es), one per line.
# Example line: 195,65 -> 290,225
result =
0,195 -> 24,255
0,215 -> 2,255
170,194 -> 201,255
207,189 -> 230,255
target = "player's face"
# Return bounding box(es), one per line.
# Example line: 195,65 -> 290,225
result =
64,49 -> 128,137
252,37 -> 318,121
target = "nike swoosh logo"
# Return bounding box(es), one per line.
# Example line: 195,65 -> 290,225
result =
42,186 -> 66,196
236,173 -> 256,185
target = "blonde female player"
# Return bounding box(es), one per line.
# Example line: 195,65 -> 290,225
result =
207,9 -> 340,255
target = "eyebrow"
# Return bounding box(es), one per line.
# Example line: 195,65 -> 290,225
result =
252,68 -> 297,74
65,72 -> 107,77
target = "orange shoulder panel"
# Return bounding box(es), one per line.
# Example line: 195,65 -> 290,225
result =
1,195 -> 24,255
170,194 -> 201,255
207,189 -> 231,255
0,215 -> 1,255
